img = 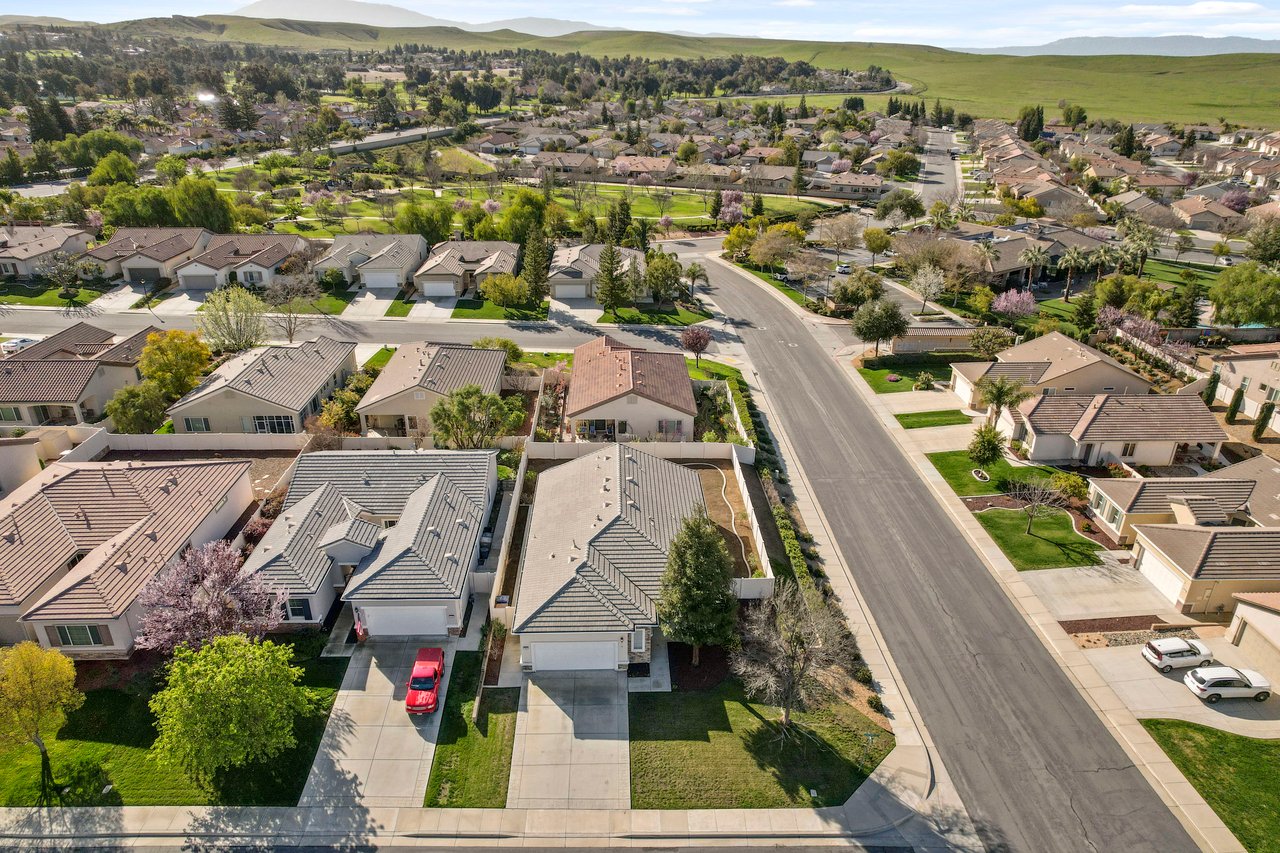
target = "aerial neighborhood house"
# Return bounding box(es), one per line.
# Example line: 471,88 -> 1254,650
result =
611,155 -> 677,181
1207,343 -> 1280,428
174,234 -> 309,291
814,172 -> 886,200
1228,592 -> 1280,677
1132,522 -> 1280,617
81,227 -> 213,283
548,243 -> 645,301
0,225 -> 93,279
313,234 -> 429,291
244,451 -> 497,637
167,336 -> 357,434
565,336 -> 696,442
951,332 -> 1152,410
740,146 -> 783,166
414,240 -> 520,297
0,459 -> 252,655
0,322 -> 159,426
512,444 -> 705,671
1087,472 -> 1257,546
744,165 -> 795,193
530,151 -> 598,176
1003,393 -> 1227,465
1170,196 -> 1244,232
355,343 -> 507,438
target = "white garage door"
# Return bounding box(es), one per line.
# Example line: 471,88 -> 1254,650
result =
361,605 -> 448,637
531,641 -> 617,671
1236,623 -> 1280,677
554,283 -> 589,299
416,277 -> 456,296
181,274 -> 218,291
362,270 -> 402,290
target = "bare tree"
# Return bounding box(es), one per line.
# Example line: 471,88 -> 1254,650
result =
731,580 -> 857,728
265,254 -> 323,343
815,212 -> 864,264
1008,475 -> 1068,535
787,250 -> 831,299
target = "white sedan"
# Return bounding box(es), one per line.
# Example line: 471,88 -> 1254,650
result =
0,337 -> 37,354
1142,637 -> 1213,673
1184,666 -> 1271,704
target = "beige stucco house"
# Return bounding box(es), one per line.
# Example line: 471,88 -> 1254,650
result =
0,225 -> 93,279
1228,593 -> 1280,678
565,336 -> 697,442
313,234 -> 428,291
1208,343 -> 1280,433
1133,525 -> 1280,616
355,343 -> 507,438
81,227 -> 213,283
413,241 -> 519,297
174,234 -> 309,291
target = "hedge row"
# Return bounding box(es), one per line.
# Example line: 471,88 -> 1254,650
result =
770,503 -> 814,587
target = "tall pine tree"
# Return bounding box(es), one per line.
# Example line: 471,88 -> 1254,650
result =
520,227 -> 550,301
593,242 -> 628,319
656,507 -> 738,666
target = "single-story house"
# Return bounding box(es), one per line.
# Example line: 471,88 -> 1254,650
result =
889,326 -> 982,355
1171,196 -> 1244,233
0,459 -> 252,656
174,234 -> 309,291
313,234 -> 428,291
1133,525 -> 1280,615
168,336 -> 357,434
244,450 -> 496,637
0,323 -> 159,426
740,146 -> 783,167
355,343 -> 506,438
530,151 -> 598,176
817,172 -> 886,201
0,225 -> 93,280
548,244 -> 645,302
611,156 -> 677,181
951,332 -> 1151,410
512,444 -> 706,671
745,165 -> 795,193
1004,393 -> 1227,465
565,336 -> 696,442
1228,593 -> 1280,678
1087,475 -> 1255,545
81,228 -> 213,283
413,241 -> 520,297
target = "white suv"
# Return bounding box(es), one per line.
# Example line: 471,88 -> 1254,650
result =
1184,666 -> 1271,704
1142,638 -> 1213,673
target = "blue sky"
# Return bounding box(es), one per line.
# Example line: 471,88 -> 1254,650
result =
23,0 -> 1280,47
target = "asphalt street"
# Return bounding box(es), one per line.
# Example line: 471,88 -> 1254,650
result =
678,244 -> 1198,853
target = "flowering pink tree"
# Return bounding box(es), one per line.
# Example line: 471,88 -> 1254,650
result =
186,157 -> 204,174
612,160 -> 630,178
720,203 -> 744,225
84,210 -> 104,233
482,198 -> 501,215
721,189 -> 744,207
726,143 -> 741,157
658,214 -> 674,233
831,159 -> 852,174
1120,314 -> 1162,345
1096,304 -> 1127,332
1220,189 -> 1250,214
636,173 -> 654,188
991,289 -> 1037,318
452,197 -> 472,212
136,540 -> 285,655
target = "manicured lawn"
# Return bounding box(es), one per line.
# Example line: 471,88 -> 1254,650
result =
1142,719 -> 1280,853
437,147 -> 494,175
600,303 -> 712,326
629,678 -> 892,809
974,507 -> 1101,570
858,354 -> 980,394
0,639 -> 347,807
734,262 -> 808,306
0,280 -> 111,307
363,346 -> 396,370
385,291 -> 415,317
423,651 -> 519,808
517,351 -> 573,370
452,298 -> 549,321
895,409 -> 973,430
303,285 -> 357,315
926,450 -> 1057,497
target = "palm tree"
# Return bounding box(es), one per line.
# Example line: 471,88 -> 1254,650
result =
976,376 -> 1033,427
928,206 -> 955,233
1057,246 -> 1088,303
682,261 -> 709,300
1018,245 -> 1051,291
973,240 -> 1001,279
1090,244 -> 1118,282
1123,223 -> 1159,278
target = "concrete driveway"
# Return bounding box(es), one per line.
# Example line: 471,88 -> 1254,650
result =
507,670 -> 629,810
1022,562 -> 1179,622
343,290 -> 394,319
1086,638 -> 1280,735
300,638 -> 455,808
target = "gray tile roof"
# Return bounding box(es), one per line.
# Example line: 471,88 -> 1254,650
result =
513,445 -> 703,634
170,336 -> 355,413
1019,394 -> 1227,443
0,359 -> 100,404
318,234 -> 427,270
285,450 -> 495,516
83,227 -> 211,263
1136,525 -> 1280,580
356,344 -> 505,411
1090,477 -> 1254,515
243,484 -> 354,595
1208,455 -> 1280,527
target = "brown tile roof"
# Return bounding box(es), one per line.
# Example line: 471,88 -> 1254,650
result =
5,322 -> 113,361
1234,591 -> 1280,615
84,228 -> 210,263
0,460 -> 249,619
1090,476 -> 1254,514
1018,394 -> 1227,442
0,360 -> 100,403
952,361 -> 1051,384
179,234 -> 301,272
0,225 -> 89,261
565,336 -> 696,418
1208,455 -> 1280,527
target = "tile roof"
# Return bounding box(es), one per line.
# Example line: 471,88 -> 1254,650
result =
1136,525 -> 1280,580
0,225 -> 89,261
1090,476 -> 1254,515
356,344 -> 505,411
169,336 -> 355,413
513,445 -> 703,634
1233,591 -> 1280,615
951,361 -> 1051,384
242,485 -> 357,595
5,322 -> 113,361
548,244 -> 643,282
178,234 -> 301,272
415,241 -> 519,278
565,336 -> 696,418
1208,455 -> 1280,527
0,460 -> 250,619
1018,394 -> 1227,443
0,360 -> 101,403
285,450 -> 495,517
318,234 -> 427,270
83,228 -> 210,263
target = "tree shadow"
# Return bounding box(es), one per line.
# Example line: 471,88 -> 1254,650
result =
740,713 -> 866,806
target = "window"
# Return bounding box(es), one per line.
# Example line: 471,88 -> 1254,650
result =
0,262 -> 15,275
1268,387 -> 1280,404
658,419 -> 684,437
252,415 -> 295,434
1240,377 -> 1252,391
1041,387 -> 1056,396
413,391 -> 426,400
406,416 -> 419,431
1106,505 -> 1120,524
57,625 -> 103,646
1103,387 -> 1115,392
631,629 -> 646,652
0,406 -> 21,422
286,599 -> 311,620
1121,442 -> 1137,458
1091,492 -> 1105,510
242,270 -> 263,285
183,417 -> 210,433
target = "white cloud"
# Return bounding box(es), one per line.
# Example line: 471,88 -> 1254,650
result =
775,0 -> 816,6
1114,1 -> 1263,16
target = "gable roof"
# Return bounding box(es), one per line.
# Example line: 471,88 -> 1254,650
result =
355,344 -> 505,411
319,234 -> 427,270
285,450 -> 494,517
83,228 -> 210,263
1136,525 -> 1280,580
1090,476 -> 1254,515
549,244 -> 643,281
1018,394 -> 1227,443
0,225 -> 89,261
4,323 -> 159,367
416,241 -> 519,278
565,336 -> 696,418
993,331 -> 1148,386
178,234 -> 301,272
0,360 -> 101,404
1208,455 -> 1280,527
512,445 -> 703,634
169,336 -> 355,413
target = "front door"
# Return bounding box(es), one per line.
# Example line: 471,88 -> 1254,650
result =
1081,443 -> 1095,464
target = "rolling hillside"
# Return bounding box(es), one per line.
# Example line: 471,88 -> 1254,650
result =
87,15 -> 1280,126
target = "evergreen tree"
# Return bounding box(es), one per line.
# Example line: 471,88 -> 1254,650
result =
1168,281 -> 1204,329
45,95 -> 73,139
750,194 -> 765,217
519,226 -> 550,301
1114,124 -> 1137,158
0,148 -> 23,186
792,160 -> 806,195
797,95 -> 809,119
709,189 -> 722,220
657,508 -> 738,667
23,98 -> 58,143
593,242 -> 629,319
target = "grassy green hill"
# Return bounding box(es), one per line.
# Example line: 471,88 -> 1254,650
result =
91,15 -> 1280,125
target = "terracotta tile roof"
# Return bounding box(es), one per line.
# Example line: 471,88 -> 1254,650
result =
565,336 -> 696,418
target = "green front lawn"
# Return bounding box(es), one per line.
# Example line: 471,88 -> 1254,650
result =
451,298 -> 549,321
385,291 -> 415,317
895,409 -> 973,430
303,285 -> 357,316
926,450 -> 1057,497
629,678 -> 892,809
734,262 -> 808,306
0,280 -> 111,307
1142,719 -> 1280,853
974,507 -> 1101,570
0,639 -> 347,807
423,651 -> 519,808
363,346 -> 396,370
858,353 -> 981,394
517,351 -> 573,370
600,303 -> 712,326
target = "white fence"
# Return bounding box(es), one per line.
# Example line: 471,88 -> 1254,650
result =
99,433 -> 310,452
1111,329 -> 1208,381
489,448 -> 531,629
527,440 -> 755,465
728,449 -> 775,600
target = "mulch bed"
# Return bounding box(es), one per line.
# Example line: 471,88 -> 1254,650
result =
75,650 -> 166,693
1060,615 -> 1167,634
668,642 -> 730,691
482,632 -> 505,687
961,496 -> 1121,549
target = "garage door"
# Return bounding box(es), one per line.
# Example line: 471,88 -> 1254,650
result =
181,274 -> 218,291
1236,623 -> 1280,677
416,277 -> 456,296
360,605 -> 448,637
531,641 -> 616,671
554,283 -> 589,299
127,266 -> 161,283
362,271 -> 402,290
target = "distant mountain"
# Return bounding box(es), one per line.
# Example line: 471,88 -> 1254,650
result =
231,0 -> 621,37
962,35 -> 1280,56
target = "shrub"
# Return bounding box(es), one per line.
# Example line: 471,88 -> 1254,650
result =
1200,372 -> 1220,406
1049,471 -> 1089,502
853,665 -> 874,686
1226,387 -> 1244,424
1254,402 -> 1274,441
260,486 -> 287,519
866,693 -> 886,714
242,516 -> 272,544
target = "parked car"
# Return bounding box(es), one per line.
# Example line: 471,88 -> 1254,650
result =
1183,665 -> 1271,704
1142,637 -> 1212,673
836,263 -> 851,274
406,647 -> 445,714
1,337 -> 37,354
